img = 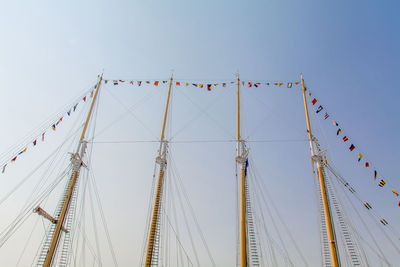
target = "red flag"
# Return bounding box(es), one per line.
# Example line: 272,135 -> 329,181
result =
42,132 -> 45,141
11,156 -> 17,162
311,98 -> 317,105
248,82 -> 252,87
365,162 -> 370,167
343,136 -> 348,142
33,140 -> 37,146
176,82 -> 180,86
83,96 -> 87,102
130,81 -> 134,85
154,81 -> 159,86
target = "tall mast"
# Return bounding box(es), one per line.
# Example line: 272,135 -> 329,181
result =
236,74 -> 248,267
43,74 -> 103,267
144,75 -> 173,266
301,74 -> 339,267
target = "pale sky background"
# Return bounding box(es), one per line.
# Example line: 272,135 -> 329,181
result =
0,0 -> 399,266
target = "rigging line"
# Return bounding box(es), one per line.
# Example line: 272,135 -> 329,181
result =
168,149 -> 217,267
249,168 -> 294,266
89,172 -> 119,267
248,157 -> 310,267
168,154 -> 200,266
170,83 -> 235,140
0,165 -> 69,246
16,210 -> 41,267
326,163 -> 400,241
87,178 -> 103,266
0,85 -> 95,164
88,84 -> 163,142
102,85 -> 158,140
0,126 -> 82,207
327,168 -> 394,266
326,166 -> 393,264
90,138 -> 308,144
161,206 -> 195,267
168,165 -> 186,266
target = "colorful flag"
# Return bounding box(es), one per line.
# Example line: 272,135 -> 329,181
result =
222,83 -> 226,87
113,80 -> 118,85
67,110 -> 71,116
83,96 -> 86,102
18,148 -> 27,155
311,98 -> 317,105
33,140 -> 37,146
199,84 -> 203,88
337,128 -> 342,135
374,170 -> 378,180
176,82 -> 180,86
324,113 -> 329,119
90,90 -> 94,98
286,82 -> 292,88
146,81 -> 150,84
254,83 -> 261,87
186,83 -> 189,86
2,164 -> 6,173
324,156 -> 327,166
11,156 -> 17,162
279,82 -> 283,87
192,83 -> 198,87
248,82 -> 252,87
242,81 -> 245,86
379,179 -> 386,187
295,82 -> 300,85
358,153 -> 363,162
130,81 -> 134,85
42,132 -> 45,141
266,82 -> 270,86
119,80 -> 125,83
163,81 -> 168,84
207,84 -> 212,91
332,120 -> 339,126
73,104 -> 78,111
392,189 -> 399,197
52,124 -> 56,130
349,144 -> 355,151
365,162 -> 370,167
316,105 -> 323,113
154,81 -> 159,86
104,80 -> 108,84
343,136 -> 348,142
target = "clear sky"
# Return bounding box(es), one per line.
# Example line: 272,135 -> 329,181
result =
0,0 -> 399,266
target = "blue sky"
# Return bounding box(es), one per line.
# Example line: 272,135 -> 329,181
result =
0,0 -> 399,266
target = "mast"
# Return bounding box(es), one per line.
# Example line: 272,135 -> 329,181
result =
144,75 -> 173,266
300,74 -> 340,267
236,74 -> 248,267
43,74 -> 103,267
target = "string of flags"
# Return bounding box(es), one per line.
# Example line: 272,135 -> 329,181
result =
308,90 -> 399,206
1,87 -> 96,174
104,79 -> 300,91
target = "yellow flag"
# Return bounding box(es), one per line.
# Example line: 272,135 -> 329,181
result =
392,189 -> 399,197
279,83 -> 283,87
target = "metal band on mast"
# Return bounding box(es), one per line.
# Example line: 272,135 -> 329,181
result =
301,74 -> 340,267
236,74 -> 248,267
43,74 -> 103,267
144,75 -> 173,266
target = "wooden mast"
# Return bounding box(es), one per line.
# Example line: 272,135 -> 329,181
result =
43,74 -> 103,267
144,75 -> 173,266
301,74 -> 339,267
236,74 -> 248,267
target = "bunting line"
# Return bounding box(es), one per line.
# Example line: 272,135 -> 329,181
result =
104,78 -> 301,91
308,89 -> 399,205
1,86 -> 96,174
